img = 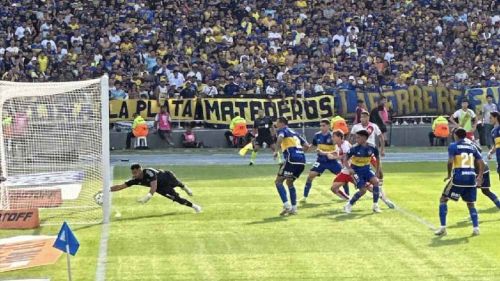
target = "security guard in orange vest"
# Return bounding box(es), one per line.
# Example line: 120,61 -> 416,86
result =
429,115 -> 449,146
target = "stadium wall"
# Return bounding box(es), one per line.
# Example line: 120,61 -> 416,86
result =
110,125 -> 435,149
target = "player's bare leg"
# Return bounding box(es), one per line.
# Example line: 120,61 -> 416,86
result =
331,182 -> 350,201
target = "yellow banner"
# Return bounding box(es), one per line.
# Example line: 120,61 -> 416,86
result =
201,96 -> 335,124
109,99 -> 197,122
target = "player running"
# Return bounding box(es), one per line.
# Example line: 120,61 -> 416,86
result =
435,128 -> 484,236
300,119 -> 342,203
328,130 -> 352,201
274,117 -> 310,216
249,109 -> 279,165
350,111 -> 394,208
488,112 -> 500,180
343,130 -> 383,213
110,164 -> 202,213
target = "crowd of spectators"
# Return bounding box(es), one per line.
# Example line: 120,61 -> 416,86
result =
0,0 -> 498,101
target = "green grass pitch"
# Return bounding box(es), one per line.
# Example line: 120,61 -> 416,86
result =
2,162 -> 500,280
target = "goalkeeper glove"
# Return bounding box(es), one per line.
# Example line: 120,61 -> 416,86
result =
137,193 -> 153,204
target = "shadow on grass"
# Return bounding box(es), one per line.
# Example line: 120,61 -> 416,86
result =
113,212 -> 180,223
308,208 -> 374,220
299,202 -> 332,209
246,216 -> 288,225
448,217 -> 500,229
332,211 -> 374,221
480,206 -> 500,214
429,236 -> 470,247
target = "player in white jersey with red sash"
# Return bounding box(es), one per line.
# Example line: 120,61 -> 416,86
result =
328,130 -> 352,200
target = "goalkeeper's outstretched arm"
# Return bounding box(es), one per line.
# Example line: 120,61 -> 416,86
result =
111,183 -> 129,192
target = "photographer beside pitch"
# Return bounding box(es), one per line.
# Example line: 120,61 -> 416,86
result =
109,164 -> 202,213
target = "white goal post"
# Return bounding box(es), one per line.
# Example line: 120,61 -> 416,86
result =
0,75 -> 110,225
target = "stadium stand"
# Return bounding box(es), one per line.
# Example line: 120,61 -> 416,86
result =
0,0 -> 498,100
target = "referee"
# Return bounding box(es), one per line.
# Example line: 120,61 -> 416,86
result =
249,109 -> 280,165
110,164 -> 202,213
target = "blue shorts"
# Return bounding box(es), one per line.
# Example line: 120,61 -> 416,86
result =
479,171 -> 490,188
310,161 -> 342,175
442,179 -> 477,202
278,161 -> 305,179
353,169 -> 375,189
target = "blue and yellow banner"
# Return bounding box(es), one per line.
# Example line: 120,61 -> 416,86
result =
335,86 -> 499,117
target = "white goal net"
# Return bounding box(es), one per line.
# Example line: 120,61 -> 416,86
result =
0,76 -> 110,225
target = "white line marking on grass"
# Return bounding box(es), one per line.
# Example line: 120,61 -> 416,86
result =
96,166 -> 113,281
393,204 -> 437,231
95,221 -> 110,281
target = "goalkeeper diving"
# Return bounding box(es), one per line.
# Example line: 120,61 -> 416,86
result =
109,164 -> 202,213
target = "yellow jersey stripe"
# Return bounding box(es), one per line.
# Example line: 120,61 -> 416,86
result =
281,137 -> 298,151
351,156 -> 372,166
318,144 -> 336,152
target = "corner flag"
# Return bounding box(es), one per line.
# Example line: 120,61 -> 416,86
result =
53,221 -> 80,256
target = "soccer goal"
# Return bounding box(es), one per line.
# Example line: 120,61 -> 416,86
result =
0,76 -> 110,226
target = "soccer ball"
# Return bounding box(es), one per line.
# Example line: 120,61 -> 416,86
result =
93,191 -> 104,206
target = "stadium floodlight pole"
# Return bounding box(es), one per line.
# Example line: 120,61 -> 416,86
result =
100,75 -> 111,224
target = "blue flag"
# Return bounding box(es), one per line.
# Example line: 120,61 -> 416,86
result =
53,221 -> 80,256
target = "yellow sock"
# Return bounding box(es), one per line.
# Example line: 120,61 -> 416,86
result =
239,142 -> 253,156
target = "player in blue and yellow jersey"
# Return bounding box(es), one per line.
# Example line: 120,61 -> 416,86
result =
300,119 -> 342,203
274,117 -> 310,216
436,128 -> 484,236
488,112 -> 500,180
343,130 -> 382,213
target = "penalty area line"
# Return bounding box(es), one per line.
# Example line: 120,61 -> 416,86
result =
393,203 -> 437,231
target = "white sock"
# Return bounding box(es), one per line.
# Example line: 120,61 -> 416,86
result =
379,184 -> 387,201
284,202 -> 291,209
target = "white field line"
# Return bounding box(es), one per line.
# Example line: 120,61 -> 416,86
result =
95,220 -> 110,281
